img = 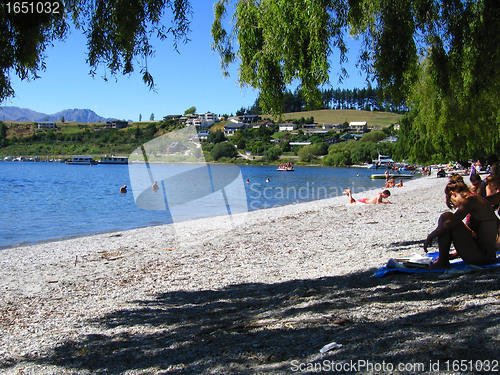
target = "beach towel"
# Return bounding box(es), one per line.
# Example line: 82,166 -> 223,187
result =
374,251 -> 500,278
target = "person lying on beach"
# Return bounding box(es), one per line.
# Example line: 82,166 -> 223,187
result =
343,189 -> 392,204
424,180 -> 498,270
395,179 -> 404,187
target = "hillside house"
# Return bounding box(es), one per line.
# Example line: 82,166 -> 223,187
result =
197,129 -> 210,140
106,120 -> 128,129
279,123 -> 296,132
224,123 -> 247,137
323,123 -> 343,132
36,121 -> 56,129
253,120 -> 274,129
237,114 -> 260,124
185,112 -> 218,128
348,121 -> 368,133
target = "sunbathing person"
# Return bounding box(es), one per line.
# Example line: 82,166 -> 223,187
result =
343,189 -> 392,204
424,180 -> 498,270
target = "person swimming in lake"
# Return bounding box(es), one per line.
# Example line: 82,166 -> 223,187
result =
343,189 -> 392,204
424,179 -> 498,270
120,185 -> 127,193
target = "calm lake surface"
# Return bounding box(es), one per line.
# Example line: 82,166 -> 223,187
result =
0,161 -> 397,249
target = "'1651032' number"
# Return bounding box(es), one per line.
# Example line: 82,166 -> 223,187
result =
6,2 -> 61,14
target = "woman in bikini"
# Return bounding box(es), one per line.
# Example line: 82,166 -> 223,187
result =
343,189 -> 392,204
424,180 -> 498,269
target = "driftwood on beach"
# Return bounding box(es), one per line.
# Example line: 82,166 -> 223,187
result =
0,176 -> 499,374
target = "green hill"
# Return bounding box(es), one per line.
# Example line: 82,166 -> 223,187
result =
278,109 -> 403,128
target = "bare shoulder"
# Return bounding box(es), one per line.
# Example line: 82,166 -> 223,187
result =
465,194 -> 494,215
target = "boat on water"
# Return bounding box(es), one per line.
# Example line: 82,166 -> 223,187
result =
277,163 -> 294,171
99,155 -> 129,164
368,154 -> 395,169
66,157 -> 98,165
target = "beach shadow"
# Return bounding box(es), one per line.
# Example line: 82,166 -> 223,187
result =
387,239 -> 425,253
24,268 -> 500,374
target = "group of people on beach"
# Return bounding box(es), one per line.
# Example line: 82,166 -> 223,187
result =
384,176 -> 404,188
425,161 -> 500,270
342,170 -> 404,205
344,161 -> 500,270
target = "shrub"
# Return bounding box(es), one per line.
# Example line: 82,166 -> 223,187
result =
211,142 -> 238,161
263,146 -> 282,162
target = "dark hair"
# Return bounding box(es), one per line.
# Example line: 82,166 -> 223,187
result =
449,173 -> 464,184
445,180 -> 471,209
382,189 -> 391,196
490,161 -> 499,176
470,173 -> 482,183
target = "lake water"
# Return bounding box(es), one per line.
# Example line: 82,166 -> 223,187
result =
0,161 -> 396,249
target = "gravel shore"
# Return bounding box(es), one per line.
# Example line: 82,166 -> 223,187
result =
1,175 -> 499,374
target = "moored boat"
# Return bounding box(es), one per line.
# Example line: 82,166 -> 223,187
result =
368,154 -> 395,169
66,156 -> 98,165
99,155 -> 129,164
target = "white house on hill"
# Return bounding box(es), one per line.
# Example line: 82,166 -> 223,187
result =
279,123 -> 296,132
348,121 -> 368,133
36,121 -> 56,129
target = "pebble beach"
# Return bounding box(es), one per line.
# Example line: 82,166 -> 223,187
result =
1,175 -> 499,374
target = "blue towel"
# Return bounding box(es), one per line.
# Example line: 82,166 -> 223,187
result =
374,251 -> 500,278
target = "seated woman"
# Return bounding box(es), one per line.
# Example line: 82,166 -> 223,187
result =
424,180 -> 498,269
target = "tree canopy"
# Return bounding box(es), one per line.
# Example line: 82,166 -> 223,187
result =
212,0 -> 500,161
212,0 -> 498,113
0,0 -> 192,101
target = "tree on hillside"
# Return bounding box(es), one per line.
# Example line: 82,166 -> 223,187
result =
211,142 -> 237,161
184,106 -> 196,115
207,129 -> 226,144
0,122 -> 7,147
0,0 -> 192,102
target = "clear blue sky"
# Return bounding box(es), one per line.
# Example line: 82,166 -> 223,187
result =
7,1 -> 368,121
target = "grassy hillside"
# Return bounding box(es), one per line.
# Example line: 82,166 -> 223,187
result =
0,110 -> 402,157
278,109 -> 403,128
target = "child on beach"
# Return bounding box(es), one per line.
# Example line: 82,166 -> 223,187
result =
424,179 -> 498,270
343,189 -> 392,204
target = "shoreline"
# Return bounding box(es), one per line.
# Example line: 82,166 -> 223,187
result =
1,175 -> 499,374
0,163 -> 413,250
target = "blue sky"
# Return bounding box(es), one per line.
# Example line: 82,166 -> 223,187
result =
7,1 -> 368,121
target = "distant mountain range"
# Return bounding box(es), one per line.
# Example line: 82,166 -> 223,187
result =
0,106 -> 118,123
